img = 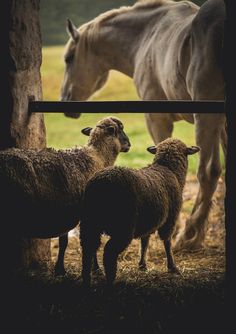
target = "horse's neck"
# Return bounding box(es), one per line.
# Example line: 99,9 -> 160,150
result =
94,25 -> 137,77
93,2 -> 196,80
94,7 -> 170,77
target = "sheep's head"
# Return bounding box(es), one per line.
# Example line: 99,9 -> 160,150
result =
147,138 -> 200,165
82,117 -> 131,153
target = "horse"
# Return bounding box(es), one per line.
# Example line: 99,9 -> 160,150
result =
60,0 -> 226,250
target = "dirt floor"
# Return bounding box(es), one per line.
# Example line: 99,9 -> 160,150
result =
51,176 -> 225,281
7,177 -> 226,334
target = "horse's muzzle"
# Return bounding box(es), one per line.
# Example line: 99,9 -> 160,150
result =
64,112 -> 81,119
60,93 -> 81,118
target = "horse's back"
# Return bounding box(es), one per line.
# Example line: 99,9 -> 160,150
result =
186,0 -> 225,100
133,0 -> 225,101
191,0 -> 225,36
134,1 -> 198,100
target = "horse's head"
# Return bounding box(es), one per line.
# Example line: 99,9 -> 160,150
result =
61,19 -> 109,119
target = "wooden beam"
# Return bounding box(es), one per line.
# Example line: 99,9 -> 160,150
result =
29,100 -> 225,114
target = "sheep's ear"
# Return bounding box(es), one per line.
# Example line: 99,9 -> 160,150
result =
67,18 -> 79,42
81,127 -> 92,136
147,146 -> 157,154
186,146 -> 200,155
106,126 -> 116,135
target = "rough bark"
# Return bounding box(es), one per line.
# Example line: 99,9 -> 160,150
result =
1,0 -> 51,271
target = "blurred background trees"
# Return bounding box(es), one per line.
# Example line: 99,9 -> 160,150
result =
40,0 -> 206,45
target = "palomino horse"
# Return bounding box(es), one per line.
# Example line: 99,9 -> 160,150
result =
60,0 -> 226,250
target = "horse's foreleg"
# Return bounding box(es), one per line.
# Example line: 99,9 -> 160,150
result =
175,114 -> 224,250
145,113 -> 174,144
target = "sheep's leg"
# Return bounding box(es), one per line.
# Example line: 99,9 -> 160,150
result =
55,233 -> 68,275
175,114 -> 224,250
163,239 -> 179,273
81,231 -> 101,287
145,113 -> 174,143
92,253 -> 103,275
103,237 -> 132,286
138,235 -> 150,270
158,223 -> 179,273
82,249 -> 93,288
92,254 -> 100,272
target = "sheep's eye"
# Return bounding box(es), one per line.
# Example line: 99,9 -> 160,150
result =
65,54 -> 74,64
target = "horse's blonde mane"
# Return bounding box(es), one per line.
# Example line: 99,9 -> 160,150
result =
136,0 -> 171,8
77,0 -> 174,47
80,0 -> 171,31
94,6 -> 131,25
98,0 -> 171,24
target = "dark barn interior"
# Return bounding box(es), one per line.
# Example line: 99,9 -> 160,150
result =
1,1 -> 235,333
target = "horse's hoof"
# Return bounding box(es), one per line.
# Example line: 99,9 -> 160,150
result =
173,236 -> 186,251
175,239 -> 204,252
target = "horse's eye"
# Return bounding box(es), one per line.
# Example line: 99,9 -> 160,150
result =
65,54 -> 74,64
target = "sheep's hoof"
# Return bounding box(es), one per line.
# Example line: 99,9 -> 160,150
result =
168,266 -> 181,275
105,276 -> 116,288
82,281 -> 92,291
92,267 -> 103,277
106,281 -> 115,290
54,264 -> 66,276
138,263 -> 148,271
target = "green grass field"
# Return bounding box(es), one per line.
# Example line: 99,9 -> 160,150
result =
41,46 -> 222,174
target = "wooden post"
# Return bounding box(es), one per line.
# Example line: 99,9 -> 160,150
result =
1,0 -> 51,271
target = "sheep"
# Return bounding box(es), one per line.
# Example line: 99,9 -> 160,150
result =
80,138 -> 200,286
0,116 -> 130,275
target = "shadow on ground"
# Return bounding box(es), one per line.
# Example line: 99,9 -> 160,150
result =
6,177 -> 226,333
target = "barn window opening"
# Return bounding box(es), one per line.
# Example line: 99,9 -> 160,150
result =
38,0 -> 226,322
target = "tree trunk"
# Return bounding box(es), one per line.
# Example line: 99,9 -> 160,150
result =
1,0 -> 51,271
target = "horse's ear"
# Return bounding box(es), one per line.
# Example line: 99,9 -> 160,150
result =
147,146 -> 157,154
66,18 -> 79,42
186,146 -> 200,155
81,127 -> 92,136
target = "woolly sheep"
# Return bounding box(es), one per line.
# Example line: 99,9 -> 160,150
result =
80,138 -> 200,286
0,116 -> 130,275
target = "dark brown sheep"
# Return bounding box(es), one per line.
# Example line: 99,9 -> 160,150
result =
0,116 -> 130,275
80,138 -> 200,286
